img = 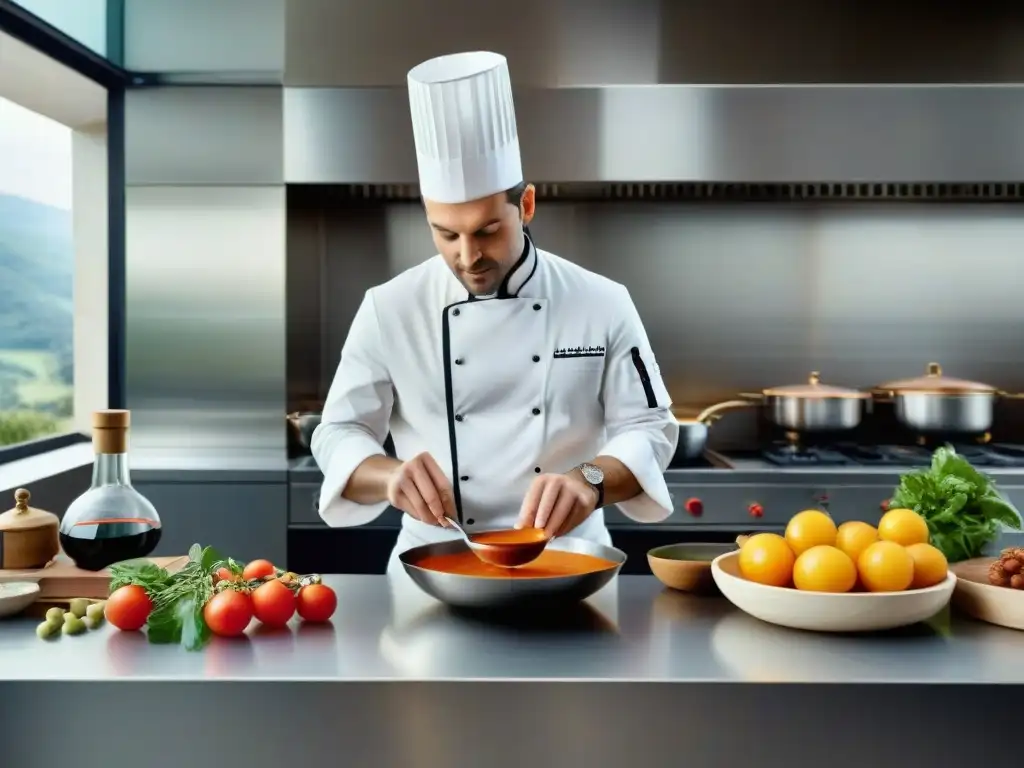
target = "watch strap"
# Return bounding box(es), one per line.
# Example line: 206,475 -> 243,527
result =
578,463 -> 604,508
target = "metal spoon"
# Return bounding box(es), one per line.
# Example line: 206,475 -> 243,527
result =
444,516 -> 549,568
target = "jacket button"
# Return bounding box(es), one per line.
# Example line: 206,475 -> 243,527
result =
460,475 -> 469,481
532,407 -> 541,415
532,355 -> 540,363
452,308 -> 461,316
466,518 -> 475,525
455,414 -> 464,422
455,358 -> 463,365
534,466 -> 541,473
532,303 -> 541,311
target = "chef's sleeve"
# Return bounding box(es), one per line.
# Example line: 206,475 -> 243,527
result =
311,289 -> 394,527
597,285 -> 679,523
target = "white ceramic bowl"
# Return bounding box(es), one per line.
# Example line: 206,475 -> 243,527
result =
711,550 -> 956,633
0,581 -> 40,619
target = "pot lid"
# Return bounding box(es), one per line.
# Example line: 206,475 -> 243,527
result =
877,362 -> 996,394
763,372 -> 869,399
0,489 -> 59,532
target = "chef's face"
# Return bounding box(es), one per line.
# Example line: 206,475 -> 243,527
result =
424,184 -> 536,296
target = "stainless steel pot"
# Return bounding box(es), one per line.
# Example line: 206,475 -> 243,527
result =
673,400 -> 751,463
872,362 -> 1024,435
671,372 -> 866,463
751,371 -> 869,431
287,411 -> 321,448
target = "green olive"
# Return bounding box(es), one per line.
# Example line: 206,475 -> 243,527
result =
85,603 -> 105,622
36,621 -> 60,639
63,611 -> 78,623
83,615 -> 101,630
69,598 -> 90,618
62,616 -> 86,635
45,606 -> 65,623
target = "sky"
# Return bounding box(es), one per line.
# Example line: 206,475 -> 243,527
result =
0,95 -> 72,210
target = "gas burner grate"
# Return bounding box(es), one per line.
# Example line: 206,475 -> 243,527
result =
762,445 -> 854,467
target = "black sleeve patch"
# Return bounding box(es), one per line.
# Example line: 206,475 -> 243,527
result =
630,346 -> 658,408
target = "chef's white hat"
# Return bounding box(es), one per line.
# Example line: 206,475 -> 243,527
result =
407,51 -> 523,204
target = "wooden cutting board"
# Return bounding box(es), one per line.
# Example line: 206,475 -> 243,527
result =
0,555 -> 188,600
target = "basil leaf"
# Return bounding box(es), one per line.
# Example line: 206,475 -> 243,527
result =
177,598 -> 211,652
200,546 -> 225,573
146,603 -> 182,645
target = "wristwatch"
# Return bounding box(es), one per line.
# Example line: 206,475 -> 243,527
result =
577,462 -> 605,508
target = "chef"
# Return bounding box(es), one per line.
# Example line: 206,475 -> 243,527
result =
311,50 -> 679,577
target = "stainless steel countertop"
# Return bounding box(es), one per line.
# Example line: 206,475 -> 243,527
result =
0,574 -> 1021,682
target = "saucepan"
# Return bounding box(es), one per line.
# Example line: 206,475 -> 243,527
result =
673,400 -> 752,463
286,411 -> 321,449
871,362 -> 1024,435
674,372 -> 870,461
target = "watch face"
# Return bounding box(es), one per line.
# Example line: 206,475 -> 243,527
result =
580,463 -> 603,485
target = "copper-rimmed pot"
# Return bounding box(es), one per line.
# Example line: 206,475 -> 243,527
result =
872,362 -> 1024,435
672,372 -> 868,462
743,371 -> 870,432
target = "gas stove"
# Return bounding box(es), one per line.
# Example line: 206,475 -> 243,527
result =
760,442 -> 1024,468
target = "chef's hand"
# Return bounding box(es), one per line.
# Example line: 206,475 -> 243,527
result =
515,472 -> 599,538
386,452 -> 457,527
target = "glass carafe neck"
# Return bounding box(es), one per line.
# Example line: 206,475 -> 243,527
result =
92,452 -> 131,487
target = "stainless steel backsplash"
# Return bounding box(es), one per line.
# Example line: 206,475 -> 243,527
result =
288,198 -> 1024,446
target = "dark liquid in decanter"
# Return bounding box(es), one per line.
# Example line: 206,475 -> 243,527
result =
60,524 -> 162,571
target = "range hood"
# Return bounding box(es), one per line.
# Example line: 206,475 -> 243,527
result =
284,85 -> 1024,187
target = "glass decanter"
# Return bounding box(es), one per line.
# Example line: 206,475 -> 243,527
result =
59,409 -> 162,571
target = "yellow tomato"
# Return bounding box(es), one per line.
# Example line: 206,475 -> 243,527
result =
857,541 -> 915,592
785,509 -> 838,555
905,543 -> 949,589
877,508 -> 930,546
738,533 -> 795,587
835,521 -> 879,562
792,545 -> 858,593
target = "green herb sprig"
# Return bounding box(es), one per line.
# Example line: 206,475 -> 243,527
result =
888,446 -> 1022,563
108,543 -> 229,651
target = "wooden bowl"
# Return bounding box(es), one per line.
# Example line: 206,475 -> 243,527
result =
951,557 -> 1024,631
647,543 -> 736,595
711,550 -> 956,633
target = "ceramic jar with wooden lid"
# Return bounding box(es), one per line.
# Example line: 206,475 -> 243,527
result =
0,488 -> 60,570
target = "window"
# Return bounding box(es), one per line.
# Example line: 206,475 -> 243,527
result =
11,0 -> 109,58
0,96 -> 75,447
0,18 -> 119,462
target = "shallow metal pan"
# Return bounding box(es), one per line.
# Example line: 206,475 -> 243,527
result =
399,536 -> 626,610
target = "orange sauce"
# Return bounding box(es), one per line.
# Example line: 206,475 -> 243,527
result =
470,527 -> 547,546
413,549 -> 618,579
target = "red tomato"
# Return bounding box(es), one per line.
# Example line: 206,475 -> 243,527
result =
296,584 -> 337,623
203,590 -> 253,637
105,585 -> 152,631
213,567 -> 234,583
251,579 -> 295,627
242,559 -> 277,581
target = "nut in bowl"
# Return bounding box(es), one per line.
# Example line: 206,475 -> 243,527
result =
647,543 -> 736,595
712,509 -> 956,632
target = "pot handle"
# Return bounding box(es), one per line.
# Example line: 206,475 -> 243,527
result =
868,388 -> 895,402
694,399 -> 760,424
998,391 -> 1024,399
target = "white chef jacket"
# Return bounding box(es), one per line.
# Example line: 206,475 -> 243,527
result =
311,234 -> 679,570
